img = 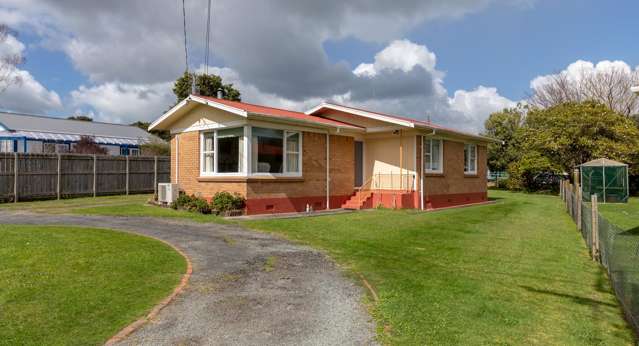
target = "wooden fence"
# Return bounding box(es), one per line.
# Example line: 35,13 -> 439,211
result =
0,153 -> 170,202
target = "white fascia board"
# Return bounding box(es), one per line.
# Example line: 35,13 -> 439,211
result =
415,124 -> 500,144
305,103 -> 415,128
190,95 -> 248,117
149,95 -> 248,131
148,97 -> 191,131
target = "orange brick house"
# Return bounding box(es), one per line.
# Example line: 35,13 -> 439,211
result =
149,94 -> 497,215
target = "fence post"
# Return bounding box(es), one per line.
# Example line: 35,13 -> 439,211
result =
13,152 -> 18,203
560,180 -> 563,200
591,194 -> 599,261
56,153 -> 61,200
576,186 -> 582,230
125,155 -> 129,195
153,156 -> 158,197
93,155 -> 97,198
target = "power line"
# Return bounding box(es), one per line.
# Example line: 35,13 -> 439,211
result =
181,0 -> 189,73
204,0 -> 211,75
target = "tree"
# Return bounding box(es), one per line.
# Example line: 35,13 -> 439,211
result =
173,72 -> 241,103
130,121 -> 170,142
67,115 -> 93,121
140,138 -> 170,156
71,136 -> 108,155
506,101 -> 639,190
483,104 -> 526,172
0,25 -> 24,94
530,64 -> 639,116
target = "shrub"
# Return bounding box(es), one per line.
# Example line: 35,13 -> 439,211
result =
211,191 -> 246,212
175,192 -> 194,208
190,198 -> 212,214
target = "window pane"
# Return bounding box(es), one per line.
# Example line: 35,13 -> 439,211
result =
252,127 -> 283,173
424,137 -> 431,171
203,133 -> 214,152
431,140 -> 440,171
287,153 -> 299,173
464,145 -> 469,172
217,128 -> 242,173
204,153 -> 214,173
286,132 -> 299,153
470,145 -> 476,172
286,132 -> 300,173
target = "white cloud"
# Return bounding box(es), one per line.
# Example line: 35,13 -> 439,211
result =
0,33 -> 24,57
354,39 -> 438,77
448,86 -> 516,131
530,59 -> 638,90
70,82 -> 174,124
0,68 -> 62,113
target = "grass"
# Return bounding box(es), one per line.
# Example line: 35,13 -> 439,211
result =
242,190 -> 635,345
599,197 -> 639,231
0,194 -> 224,223
0,225 -> 186,345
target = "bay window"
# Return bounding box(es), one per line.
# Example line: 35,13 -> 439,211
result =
201,126 -> 301,176
464,143 -> 477,175
423,137 -> 443,173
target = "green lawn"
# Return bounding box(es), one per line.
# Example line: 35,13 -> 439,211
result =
599,197 -> 639,231
0,194 -> 224,223
0,225 -> 186,345
243,190 -> 635,345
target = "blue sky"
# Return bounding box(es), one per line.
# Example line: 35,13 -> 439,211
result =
1,0 -> 638,132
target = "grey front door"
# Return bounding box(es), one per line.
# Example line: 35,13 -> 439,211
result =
354,141 -> 364,187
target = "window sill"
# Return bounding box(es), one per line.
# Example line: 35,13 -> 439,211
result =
464,173 -> 479,178
197,176 -> 304,183
424,172 -> 445,177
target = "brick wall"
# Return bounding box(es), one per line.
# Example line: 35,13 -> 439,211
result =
170,131 -> 247,197
416,137 -> 488,209
171,130 -> 355,213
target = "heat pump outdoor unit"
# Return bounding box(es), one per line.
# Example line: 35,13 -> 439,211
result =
158,183 -> 179,204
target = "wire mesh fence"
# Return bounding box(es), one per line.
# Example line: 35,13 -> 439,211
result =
561,180 -> 639,334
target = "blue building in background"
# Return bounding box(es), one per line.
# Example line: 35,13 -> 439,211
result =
0,111 -> 161,156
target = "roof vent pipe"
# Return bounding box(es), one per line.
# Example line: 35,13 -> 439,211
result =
217,89 -> 223,99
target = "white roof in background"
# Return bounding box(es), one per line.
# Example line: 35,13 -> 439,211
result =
0,130 -> 141,146
580,158 -> 627,167
0,111 -> 158,144
631,86 -> 639,94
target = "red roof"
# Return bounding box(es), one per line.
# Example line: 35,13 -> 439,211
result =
315,102 -> 494,140
196,96 -> 362,130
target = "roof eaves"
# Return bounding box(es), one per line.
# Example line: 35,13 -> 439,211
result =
306,103 -> 415,128
415,123 -> 500,143
248,112 -> 364,132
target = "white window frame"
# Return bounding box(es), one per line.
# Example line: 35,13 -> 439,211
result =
200,127 -> 246,177
464,143 -> 477,175
199,125 -> 302,177
423,137 -> 443,174
251,126 -> 302,177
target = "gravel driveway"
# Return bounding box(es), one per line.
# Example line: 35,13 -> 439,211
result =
0,210 -> 377,345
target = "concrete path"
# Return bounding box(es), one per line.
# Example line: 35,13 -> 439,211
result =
0,210 -> 377,346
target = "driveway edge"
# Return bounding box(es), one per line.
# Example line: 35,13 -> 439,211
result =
104,234 -> 193,346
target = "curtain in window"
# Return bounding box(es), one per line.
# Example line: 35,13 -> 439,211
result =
286,132 -> 300,173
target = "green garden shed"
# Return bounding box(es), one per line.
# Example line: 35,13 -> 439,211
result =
580,158 -> 629,203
